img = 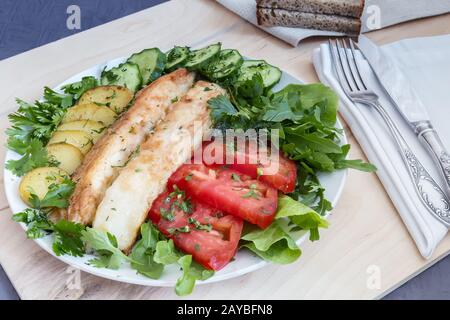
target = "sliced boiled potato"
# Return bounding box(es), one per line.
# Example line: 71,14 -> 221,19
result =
62,103 -> 116,126
47,143 -> 84,175
19,167 -> 68,206
58,120 -> 105,143
48,130 -> 93,155
78,85 -> 133,114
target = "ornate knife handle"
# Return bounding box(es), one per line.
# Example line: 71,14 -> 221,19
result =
414,121 -> 450,196
365,100 -> 450,227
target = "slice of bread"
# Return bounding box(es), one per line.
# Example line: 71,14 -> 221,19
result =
257,7 -> 361,35
256,0 -> 365,18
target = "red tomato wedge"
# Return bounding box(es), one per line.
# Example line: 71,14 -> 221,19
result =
202,141 -> 297,193
168,163 -> 278,228
149,190 -> 243,270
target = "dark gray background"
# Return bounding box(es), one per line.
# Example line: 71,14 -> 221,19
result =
0,0 -> 448,300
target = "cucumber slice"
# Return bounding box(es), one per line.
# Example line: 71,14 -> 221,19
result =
237,60 -> 282,88
184,43 -> 221,70
205,49 -> 243,80
165,46 -> 190,71
127,48 -> 166,84
101,62 -> 142,92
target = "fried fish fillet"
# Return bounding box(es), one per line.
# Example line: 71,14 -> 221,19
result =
93,81 -> 225,251
67,68 -> 195,225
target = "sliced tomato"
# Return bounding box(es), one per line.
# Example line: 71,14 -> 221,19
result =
149,190 -> 243,271
168,163 -> 278,228
202,140 -> 297,193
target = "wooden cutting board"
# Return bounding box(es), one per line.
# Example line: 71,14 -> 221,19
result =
1,0 -> 449,300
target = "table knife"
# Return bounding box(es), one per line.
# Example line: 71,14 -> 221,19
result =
357,36 -> 450,201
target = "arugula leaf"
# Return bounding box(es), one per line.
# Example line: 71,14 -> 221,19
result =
335,159 -> 377,172
129,221 -> 213,295
130,222 -> 164,279
284,129 -> 342,154
81,227 -> 130,269
175,255 -> 214,296
61,76 -> 98,100
290,164 -> 333,215
154,239 -> 180,265
330,144 -> 377,172
5,139 -> 55,176
52,220 -> 85,257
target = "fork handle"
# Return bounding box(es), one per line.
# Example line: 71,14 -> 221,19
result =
414,121 -> 450,197
368,101 -> 450,226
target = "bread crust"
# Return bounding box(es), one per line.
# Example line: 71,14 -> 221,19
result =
256,7 -> 361,35
256,0 -> 365,18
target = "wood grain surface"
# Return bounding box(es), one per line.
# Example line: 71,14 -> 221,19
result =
1,0 -> 450,300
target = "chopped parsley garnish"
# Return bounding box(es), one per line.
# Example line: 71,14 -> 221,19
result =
160,207 -> 175,222
188,218 -> 212,232
231,173 -> 241,182
175,197 -> 192,214
168,226 -> 190,235
242,183 -> 260,200
256,167 -> 264,178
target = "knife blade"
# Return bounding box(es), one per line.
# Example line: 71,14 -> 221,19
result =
356,35 -> 450,200
357,36 -> 429,124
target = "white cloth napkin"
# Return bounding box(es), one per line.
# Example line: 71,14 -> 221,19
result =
312,35 -> 450,259
217,0 -> 450,46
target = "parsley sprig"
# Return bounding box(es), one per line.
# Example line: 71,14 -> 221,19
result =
6,76 -> 97,176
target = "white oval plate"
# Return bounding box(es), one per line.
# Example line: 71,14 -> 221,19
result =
4,55 -> 347,287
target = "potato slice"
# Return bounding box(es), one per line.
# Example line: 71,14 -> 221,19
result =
19,167 -> 68,206
47,143 -> 84,175
78,85 -> 133,114
62,103 -> 116,126
58,120 -> 105,143
48,130 -> 93,155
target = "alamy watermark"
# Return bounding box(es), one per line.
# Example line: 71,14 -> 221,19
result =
66,5 -> 81,30
364,5 -> 382,31
172,124 -> 281,174
65,266 -> 82,290
366,264 -> 381,290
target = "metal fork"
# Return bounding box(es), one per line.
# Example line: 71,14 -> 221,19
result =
328,38 -> 450,226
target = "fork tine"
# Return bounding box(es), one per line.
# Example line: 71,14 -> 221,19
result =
328,39 -> 352,94
335,38 -> 357,93
340,38 -> 361,91
348,39 -> 368,91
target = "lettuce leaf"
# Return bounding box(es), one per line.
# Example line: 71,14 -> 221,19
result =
241,221 -> 301,264
241,195 -> 329,263
276,195 -> 329,241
